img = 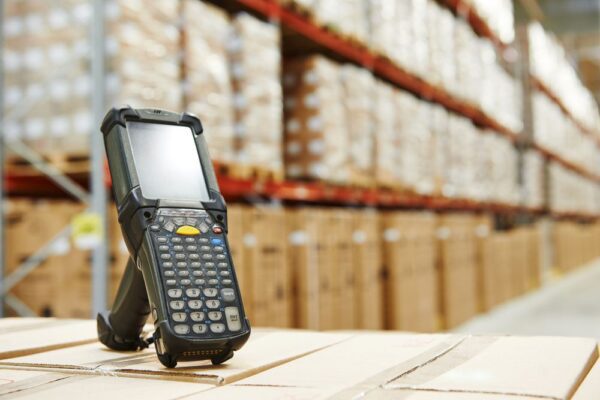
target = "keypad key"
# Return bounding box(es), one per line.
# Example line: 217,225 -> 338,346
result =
170,300 -> 185,310
188,300 -> 203,309
172,312 -> 187,322
157,237 -> 168,243
206,270 -> 217,277
213,246 -> 224,253
210,323 -> 226,333
190,262 -> 201,268
203,288 -> 218,297
189,254 -> 200,261
194,279 -> 206,286
217,262 -> 228,269
160,254 -> 171,260
225,307 -> 242,331
174,324 -> 190,335
186,245 -> 197,251
181,279 -> 192,286
175,253 -> 186,260
173,217 -> 185,226
186,288 -> 201,297
199,223 -> 209,233
220,271 -> 230,277
192,270 -> 204,277
150,224 -> 160,231
159,245 -> 169,252
171,237 -> 182,243
173,245 -> 184,251
202,254 -> 213,260
198,238 -> 209,244
190,312 -> 205,322
178,270 -> 189,277
186,218 -> 197,226
221,288 -> 236,302
164,270 -> 175,277
216,254 -> 226,260
192,324 -> 207,334
206,300 -> 220,309
205,262 -> 215,268
208,311 -> 222,321
200,245 -> 211,252
162,262 -> 173,268
185,237 -> 196,243
208,279 -> 219,285
176,262 -> 187,268
164,221 -> 176,232
211,238 -> 223,245
166,279 -> 177,286
222,279 -> 232,285
167,289 -> 182,298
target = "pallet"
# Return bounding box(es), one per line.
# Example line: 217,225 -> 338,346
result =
6,152 -> 90,177
214,161 -> 284,182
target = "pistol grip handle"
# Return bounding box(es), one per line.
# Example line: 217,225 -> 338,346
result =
97,257 -> 150,351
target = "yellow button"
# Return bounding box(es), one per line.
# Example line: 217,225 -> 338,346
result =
176,225 -> 200,236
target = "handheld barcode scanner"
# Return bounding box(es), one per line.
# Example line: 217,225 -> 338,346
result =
97,106 -> 250,368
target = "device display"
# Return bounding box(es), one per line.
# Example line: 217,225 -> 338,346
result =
97,107 -> 250,368
127,121 -> 211,202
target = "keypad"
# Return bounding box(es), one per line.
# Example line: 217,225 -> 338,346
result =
150,209 -> 244,337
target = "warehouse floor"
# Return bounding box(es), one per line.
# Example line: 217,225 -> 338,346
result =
456,259 -> 600,339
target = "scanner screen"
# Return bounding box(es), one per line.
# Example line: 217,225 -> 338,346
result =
127,121 -> 211,201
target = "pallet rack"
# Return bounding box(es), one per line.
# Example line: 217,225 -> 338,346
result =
1,0 -> 599,317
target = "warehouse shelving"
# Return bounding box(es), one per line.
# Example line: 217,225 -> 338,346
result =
2,0 -> 599,319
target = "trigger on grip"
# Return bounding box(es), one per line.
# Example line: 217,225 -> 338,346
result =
97,257 -> 151,351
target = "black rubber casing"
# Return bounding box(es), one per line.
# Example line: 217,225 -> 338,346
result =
97,106 -> 250,368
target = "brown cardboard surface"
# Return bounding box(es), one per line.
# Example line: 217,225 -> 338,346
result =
184,334 -> 598,400
572,357 -> 600,399
0,329 -> 351,385
0,318 -> 97,360
0,368 -> 213,399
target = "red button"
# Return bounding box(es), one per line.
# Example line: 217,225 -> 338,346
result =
212,225 -> 223,234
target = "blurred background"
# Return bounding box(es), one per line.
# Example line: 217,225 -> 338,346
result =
0,0 -> 599,337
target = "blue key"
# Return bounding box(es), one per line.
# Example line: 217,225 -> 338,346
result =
211,238 -> 223,246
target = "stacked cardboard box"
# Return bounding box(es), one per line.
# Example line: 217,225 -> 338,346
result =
382,211 -> 438,332
283,56 -> 349,184
299,0 -> 368,43
554,221 -> 600,272
549,162 -> 600,214
236,206 -> 292,328
529,22 -> 600,133
3,0 -> 182,154
522,149 -> 545,209
437,214 -> 479,329
286,208 -> 335,330
351,209 -> 385,330
373,81 -> 398,187
182,0 -> 235,163
229,13 -> 283,177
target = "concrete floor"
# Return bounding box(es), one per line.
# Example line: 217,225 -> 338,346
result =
456,258 -> 600,339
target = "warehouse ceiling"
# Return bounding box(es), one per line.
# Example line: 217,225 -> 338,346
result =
521,0 -> 600,105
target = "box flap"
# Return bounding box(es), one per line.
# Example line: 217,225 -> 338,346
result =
0,329 -> 351,385
384,336 -> 599,400
572,357 -> 600,399
0,368 -> 213,399
0,318 -> 97,359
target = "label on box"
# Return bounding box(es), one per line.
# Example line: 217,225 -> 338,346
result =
72,212 -> 104,250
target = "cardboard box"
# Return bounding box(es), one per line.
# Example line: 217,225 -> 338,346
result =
0,368 -> 213,399
185,334 -> 598,400
240,206 -> 291,328
286,208 -> 335,330
382,212 -> 438,332
0,329 -> 350,385
0,318 -> 97,359
437,214 -> 478,329
351,209 -> 384,330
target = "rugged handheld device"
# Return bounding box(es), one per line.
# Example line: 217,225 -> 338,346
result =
97,106 -> 250,368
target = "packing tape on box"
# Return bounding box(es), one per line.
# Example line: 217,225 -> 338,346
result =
0,370 -> 94,397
